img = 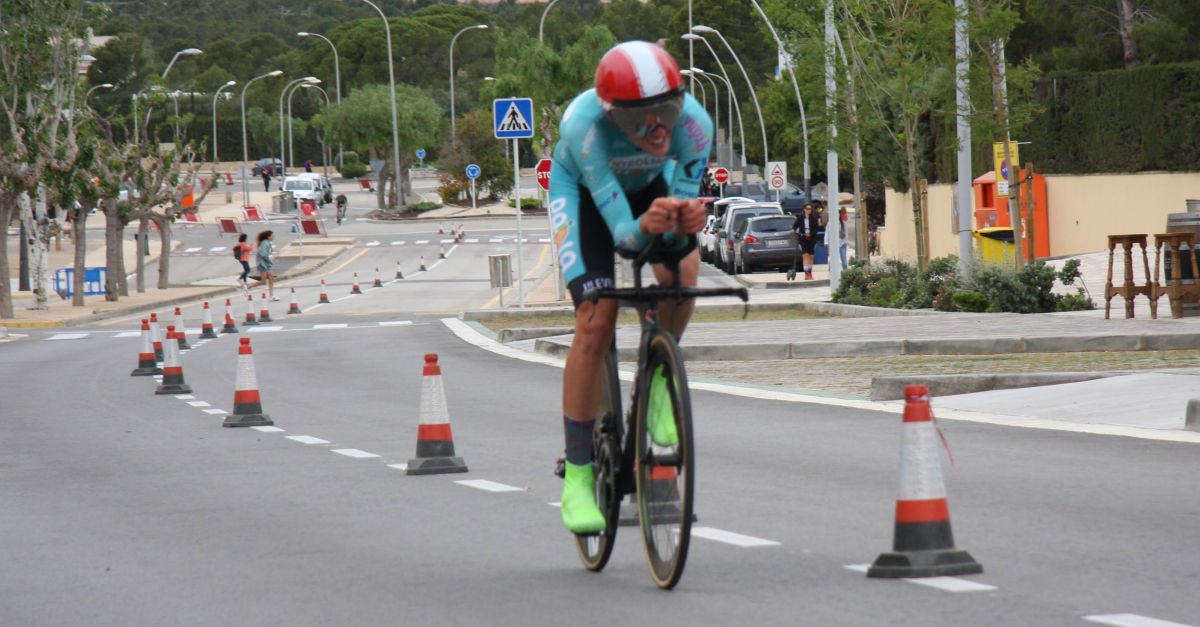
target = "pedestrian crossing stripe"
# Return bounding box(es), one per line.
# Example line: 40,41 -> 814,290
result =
498,102 -> 531,132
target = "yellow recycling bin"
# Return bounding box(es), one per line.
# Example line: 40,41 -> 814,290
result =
973,227 -> 1015,265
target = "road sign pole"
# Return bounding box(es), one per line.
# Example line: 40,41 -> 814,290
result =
470,178 -> 476,211
513,138 -> 525,308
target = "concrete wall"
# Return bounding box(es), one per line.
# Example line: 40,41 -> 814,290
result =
880,171 -> 1200,261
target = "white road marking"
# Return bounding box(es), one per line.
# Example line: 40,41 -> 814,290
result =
489,238 -> 502,243
844,564 -> 870,573
332,448 -> 379,459
440,238 -> 454,244
187,401 -> 211,407
547,501 -> 561,507
455,479 -> 523,493
114,331 -> 142,338
252,426 -> 285,433
378,321 -> 412,327
203,409 -> 227,415
538,238 -> 550,243
330,294 -> 356,303
387,463 -> 408,471
184,247 -> 202,253
208,246 -> 226,253
246,326 -> 283,333
174,395 -> 196,400
415,239 -> 430,244
464,238 -> 479,243
286,435 -> 330,445
312,323 -> 348,329
390,241 -> 405,246
1084,615 -> 1197,627
691,527 -> 780,547
365,241 -> 380,247
46,333 -> 88,341
905,577 -> 996,592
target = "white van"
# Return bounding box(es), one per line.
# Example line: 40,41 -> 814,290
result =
282,175 -> 322,207
294,172 -> 332,204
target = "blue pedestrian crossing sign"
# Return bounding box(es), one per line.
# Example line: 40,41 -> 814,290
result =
465,163 -> 481,180
493,98 -> 534,139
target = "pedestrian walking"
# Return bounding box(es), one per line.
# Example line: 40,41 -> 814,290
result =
833,206 -> 849,270
249,230 -> 279,300
232,233 -> 253,292
261,168 -> 271,192
792,203 -> 821,280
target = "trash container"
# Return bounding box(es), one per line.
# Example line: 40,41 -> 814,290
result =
973,227 -> 1015,264
272,192 -> 294,213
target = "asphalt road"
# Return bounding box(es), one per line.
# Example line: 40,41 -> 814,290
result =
2,213 -> 1198,626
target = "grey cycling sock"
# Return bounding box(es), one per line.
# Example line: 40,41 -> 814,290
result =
564,415 -> 594,466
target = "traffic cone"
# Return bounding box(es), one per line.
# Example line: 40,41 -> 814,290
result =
351,273 -> 363,294
200,301 -> 218,339
318,279 -> 330,304
259,292 -> 273,322
373,267 -> 383,288
419,255 -> 427,271
395,260 -> 404,280
287,287 -> 301,314
173,307 -> 190,350
406,354 -> 468,475
130,319 -> 162,376
438,222 -> 444,234
149,312 -> 164,362
867,384 -> 982,578
223,337 -> 273,427
155,326 -> 192,394
243,294 -> 259,326
221,298 -> 239,334
439,244 -> 446,259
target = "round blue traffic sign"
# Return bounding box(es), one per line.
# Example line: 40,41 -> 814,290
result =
416,148 -> 426,160
465,164 -> 481,180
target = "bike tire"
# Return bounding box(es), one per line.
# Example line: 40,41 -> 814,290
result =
634,331 -> 694,590
574,345 -> 623,571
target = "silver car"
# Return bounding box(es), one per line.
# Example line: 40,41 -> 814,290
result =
715,202 -> 784,274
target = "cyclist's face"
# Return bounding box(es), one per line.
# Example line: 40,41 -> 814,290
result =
629,125 -> 672,156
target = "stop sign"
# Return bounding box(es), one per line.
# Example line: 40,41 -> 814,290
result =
535,158 -> 552,192
712,167 -> 730,185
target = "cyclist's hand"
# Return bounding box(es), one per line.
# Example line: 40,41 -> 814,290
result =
639,198 -> 681,236
677,199 -> 706,235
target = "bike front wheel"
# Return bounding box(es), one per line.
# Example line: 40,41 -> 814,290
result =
634,330 -> 694,590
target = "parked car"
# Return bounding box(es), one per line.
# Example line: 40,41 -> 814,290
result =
702,196 -> 754,261
251,158 -> 283,177
733,214 -> 801,274
714,202 -> 784,274
282,175 -> 323,208
294,172 -> 332,204
723,181 -> 825,215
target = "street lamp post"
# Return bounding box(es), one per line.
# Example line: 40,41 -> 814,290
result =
241,70 -> 283,209
137,47 -> 202,145
211,80 -> 236,164
688,71 -> 707,110
85,83 -> 114,100
450,24 -> 488,141
279,77 -> 319,176
750,0 -> 812,201
686,70 -> 728,167
303,84 -> 332,176
288,78 -> 321,172
169,90 -> 182,146
355,0 -> 402,210
298,32 -> 343,171
683,34 -> 746,171
538,0 -> 561,45
692,25 -> 768,174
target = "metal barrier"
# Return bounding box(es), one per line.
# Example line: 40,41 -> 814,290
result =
54,267 -> 106,297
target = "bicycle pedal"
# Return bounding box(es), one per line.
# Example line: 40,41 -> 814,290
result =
553,457 -> 565,479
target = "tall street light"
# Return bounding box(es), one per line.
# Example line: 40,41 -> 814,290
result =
683,33 -> 746,170
303,84 -> 332,176
450,24 -> 488,141
539,0 -> 561,45
355,0 -> 402,210
136,47 -> 202,145
288,78 -> 322,172
211,80 -> 236,164
85,83 -> 114,100
750,0 -> 812,201
686,70 -> 708,110
241,69 -> 283,208
692,25 -> 768,173
279,77 -> 319,175
298,32 -> 343,170
169,90 -> 183,145
685,69 -> 728,166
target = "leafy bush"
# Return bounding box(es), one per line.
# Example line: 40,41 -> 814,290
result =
438,175 -> 469,204
404,201 -> 442,213
507,197 -> 542,210
952,290 -> 990,312
339,162 -> 367,179
833,255 -> 961,310
341,151 -> 360,165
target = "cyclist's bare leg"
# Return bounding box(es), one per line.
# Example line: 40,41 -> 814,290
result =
562,298 -> 620,420
650,248 -> 700,338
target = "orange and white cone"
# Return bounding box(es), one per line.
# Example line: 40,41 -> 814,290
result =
223,337 -> 273,427
200,301 -> 218,339
287,287 -> 301,314
173,307 -> 190,350
131,319 -> 162,376
373,267 -> 383,288
242,294 -> 259,326
351,272 -> 363,294
867,384 -> 982,578
406,353 -> 468,475
318,279 -> 330,304
259,291 -> 273,322
438,222 -> 445,234
419,255 -> 427,271
155,326 -> 193,394
221,298 -> 239,334
439,244 -> 446,259
395,260 -> 404,280
149,312 -> 164,362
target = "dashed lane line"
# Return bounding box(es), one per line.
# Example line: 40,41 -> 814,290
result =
387,463 -> 408,471
286,435 -> 330,445
843,564 -> 996,592
1084,615 -> 1196,627
246,326 -> 283,333
252,426 -> 285,433
331,448 -> 379,459
186,401 -> 211,407
202,409 -> 227,415
46,333 -> 88,341
312,323 -> 348,329
456,479 -> 523,493
691,527 -> 780,548
377,321 -> 413,327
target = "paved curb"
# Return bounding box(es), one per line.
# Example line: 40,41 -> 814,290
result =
736,276 -> 831,289
497,326 -> 574,343
869,372 -> 1116,401
461,300 -> 934,323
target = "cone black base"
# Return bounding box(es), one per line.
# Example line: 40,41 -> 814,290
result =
373,280 -> 383,287
131,364 -> 163,376
221,324 -> 239,334
259,313 -> 272,322
201,328 -> 218,339
319,296 -> 330,303
287,305 -> 301,314
351,287 -> 362,294
405,456 -> 468,475
156,383 -> 193,395
222,413 -> 273,427
154,348 -> 164,361
177,338 -> 190,350
867,548 -> 982,578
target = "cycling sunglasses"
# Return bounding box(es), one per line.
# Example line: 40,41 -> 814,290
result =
605,94 -> 685,139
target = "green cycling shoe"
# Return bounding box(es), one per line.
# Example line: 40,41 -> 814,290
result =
561,461 -> 606,534
646,365 -> 679,447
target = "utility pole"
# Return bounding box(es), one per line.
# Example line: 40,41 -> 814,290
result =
825,0 -> 841,290
954,0 -> 973,275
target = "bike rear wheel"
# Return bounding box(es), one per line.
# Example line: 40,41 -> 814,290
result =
574,345 -> 623,571
634,331 -> 694,589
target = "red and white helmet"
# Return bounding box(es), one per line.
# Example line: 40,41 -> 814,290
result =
595,41 -> 684,107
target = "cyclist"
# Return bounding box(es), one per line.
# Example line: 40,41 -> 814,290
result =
549,41 -> 713,534
335,192 -> 347,225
